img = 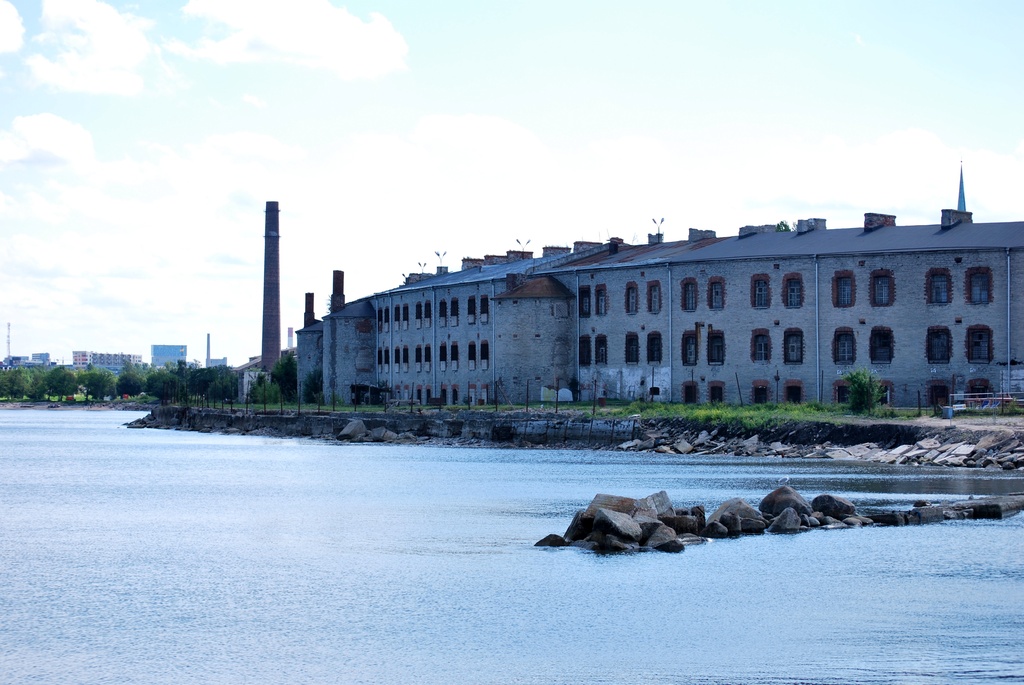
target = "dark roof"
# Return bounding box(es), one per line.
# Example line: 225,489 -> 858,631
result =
325,297 -> 375,319
296,320 -> 323,334
672,221 -> 1024,263
493,275 -> 574,299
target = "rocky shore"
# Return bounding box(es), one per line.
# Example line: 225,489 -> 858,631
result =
536,487 -> 1024,553
124,405 -> 1024,472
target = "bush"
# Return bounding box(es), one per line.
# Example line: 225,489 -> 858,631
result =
843,368 -> 885,413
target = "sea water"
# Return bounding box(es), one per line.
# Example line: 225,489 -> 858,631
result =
1,410 -> 1023,684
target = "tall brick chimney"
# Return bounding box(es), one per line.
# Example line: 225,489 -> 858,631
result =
330,270 -> 345,313
261,201 -> 281,371
304,292 -> 316,327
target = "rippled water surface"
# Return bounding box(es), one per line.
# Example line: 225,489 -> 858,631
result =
2,410 -> 1023,684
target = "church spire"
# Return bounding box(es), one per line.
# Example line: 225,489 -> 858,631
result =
957,163 -> 966,212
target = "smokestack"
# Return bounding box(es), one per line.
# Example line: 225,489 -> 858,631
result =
261,201 -> 281,371
206,333 -> 211,368
287,327 -> 294,349
330,270 -> 345,313
304,292 -> 316,327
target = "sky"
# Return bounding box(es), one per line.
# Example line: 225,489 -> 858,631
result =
2,1 -> 1023,367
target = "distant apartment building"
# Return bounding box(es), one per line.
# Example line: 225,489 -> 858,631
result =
72,351 -> 143,373
151,345 -> 187,369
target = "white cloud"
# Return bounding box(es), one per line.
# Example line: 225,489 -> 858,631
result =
168,0 -> 407,79
242,93 -> 266,108
0,1 -> 25,53
25,0 -> 153,94
0,113 -> 95,169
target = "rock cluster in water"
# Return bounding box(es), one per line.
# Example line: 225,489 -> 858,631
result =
621,427 -> 1024,470
536,486 -> 1024,553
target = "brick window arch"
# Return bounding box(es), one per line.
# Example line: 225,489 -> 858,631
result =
647,332 -> 662,363
870,327 -> 894,363
707,276 -> 725,310
926,326 -> 951,363
625,333 -> 640,363
625,282 -> 639,314
833,327 -> 855,365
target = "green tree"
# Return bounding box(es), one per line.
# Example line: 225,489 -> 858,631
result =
117,366 -> 144,397
46,366 -> 78,400
144,368 -> 178,403
842,368 -> 885,413
271,353 -> 298,402
302,367 -> 323,404
776,220 -> 792,232
80,367 -> 116,400
249,372 -> 281,405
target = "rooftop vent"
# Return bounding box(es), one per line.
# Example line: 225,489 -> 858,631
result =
647,233 -> 664,245
688,228 -> 717,242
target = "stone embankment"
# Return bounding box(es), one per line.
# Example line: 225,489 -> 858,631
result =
536,487 -> 1024,553
625,420 -> 1024,471
130,406 -> 1024,470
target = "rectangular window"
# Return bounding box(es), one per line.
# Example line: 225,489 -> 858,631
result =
647,283 -> 661,313
682,334 -> 697,365
836,276 -> 852,307
930,274 -> 949,304
479,295 -> 489,323
709,282 -> 724,310
625,334 -> 640,363
753,279 -> 768,308
835,333 -> 855,364
753,334 -> 770,362
595,287 -> 607,316
786,279 -> 801,308
928,330 -> 950,363
579,336 -> 592,366
579,287 -> 591,317
969,330 -> 991,362
683,282 -> 697,311
625,285 -> 638,314
872,275 -> 891,306
784,332 -> 803,364
708,332 -> 725,364
870,330 -> 892,363
971,273 -> 990,304
647,333 -> 662,363
595,336 -> 608,364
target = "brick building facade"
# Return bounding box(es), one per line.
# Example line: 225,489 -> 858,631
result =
298,208 -> 1024,407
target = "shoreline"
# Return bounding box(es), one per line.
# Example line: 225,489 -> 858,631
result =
118,404 -> 1024,471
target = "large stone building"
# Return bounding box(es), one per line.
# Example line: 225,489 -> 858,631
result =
298,205 -> 1024,408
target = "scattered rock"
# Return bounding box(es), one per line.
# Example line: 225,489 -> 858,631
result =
535,534 -> 568,547
760,486 -> 813,517
766,507 -> 803,534
811,494 -> 856,519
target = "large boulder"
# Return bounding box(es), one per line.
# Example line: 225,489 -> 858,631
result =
563,509 -> 589,541
659,514 -> 700,535
811,493 -> 856,519
759,486 -> 813,517
534,534 -> 568,547
766,507 -> 803,534
699,521 -> 729,538
635,490 -> 675,518
593,508 -> 642,541
337,419 -> 366,440
642,523 -> 678,549
708,498 -> 764,525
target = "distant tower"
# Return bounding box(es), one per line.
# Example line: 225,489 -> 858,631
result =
261,201 -> 281,371
958,163 -> 967,212
206,333 -> 211,368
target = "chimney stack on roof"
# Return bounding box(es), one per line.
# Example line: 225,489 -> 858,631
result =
304,292 -> 316,326
542,246 -> 571,258
863,213 -> 896,232
941,208 -> 973,228
462,257 -> 485,270
330,270 -> 345,313
688,228 -> 717,242
796,218 -> 827,234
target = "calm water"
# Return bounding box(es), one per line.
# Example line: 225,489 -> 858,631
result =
2,410 -> 1024,685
